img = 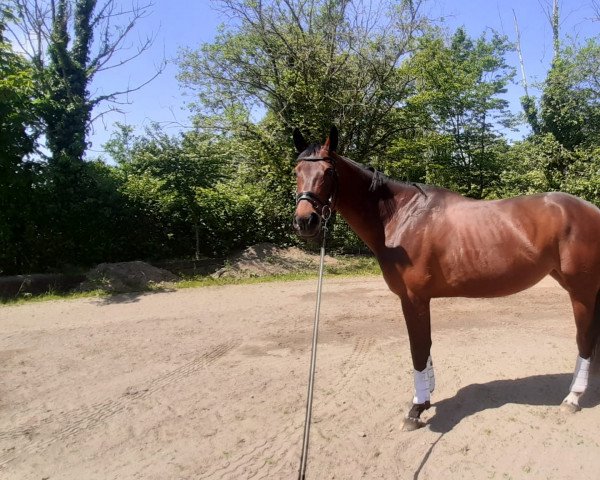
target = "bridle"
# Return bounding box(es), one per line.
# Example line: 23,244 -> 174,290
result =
296,153 -> 337,480
295,154 -> 338,222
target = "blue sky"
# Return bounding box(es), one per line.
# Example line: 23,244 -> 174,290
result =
87,0 -> 600,157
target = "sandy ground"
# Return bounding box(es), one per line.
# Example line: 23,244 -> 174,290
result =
1,275 -> 600,479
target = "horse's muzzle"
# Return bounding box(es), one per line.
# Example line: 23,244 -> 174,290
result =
293,212 -> 322,239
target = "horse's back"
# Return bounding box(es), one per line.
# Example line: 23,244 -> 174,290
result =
447,191 -> 600,245
414,190 -> 600,297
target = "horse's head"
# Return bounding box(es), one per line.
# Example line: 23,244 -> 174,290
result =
292,126 -> 339,240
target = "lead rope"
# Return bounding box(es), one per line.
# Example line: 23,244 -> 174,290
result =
298,209 -> 331,480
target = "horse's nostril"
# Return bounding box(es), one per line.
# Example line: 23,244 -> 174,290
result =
294,215 -> 309,230
294,213 -> 321,236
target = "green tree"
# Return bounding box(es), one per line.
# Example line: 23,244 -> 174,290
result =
105,124 -> 232,259
43,0 -> 94,164
561,147 -> 600,206
0,1 -> 165,273
178,0 -> 432,252
514,38 -> 600,193
178,0 -> 429,157
540,40 -> 600,151
5,0 -> 163,164
0,7 -> 38,162
497,134 -> 569,197
407,28 -> 515,197
0,7 -> 44,274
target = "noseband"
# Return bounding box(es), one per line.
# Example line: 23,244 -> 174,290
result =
296,155 -> 338,221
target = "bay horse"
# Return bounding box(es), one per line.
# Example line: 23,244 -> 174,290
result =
292,126 -> 600,430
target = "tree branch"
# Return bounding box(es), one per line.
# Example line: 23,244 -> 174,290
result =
90,60 -> 165,108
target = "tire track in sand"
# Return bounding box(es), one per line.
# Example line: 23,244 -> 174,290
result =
199,336 -> 375,480
251,336 -> 376,480
0,340 -> 239,468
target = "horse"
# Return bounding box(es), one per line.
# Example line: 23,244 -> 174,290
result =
292,126 -> 600,430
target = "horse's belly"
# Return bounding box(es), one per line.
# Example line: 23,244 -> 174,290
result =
433,248 -> 553,298
437,268 -> 549,297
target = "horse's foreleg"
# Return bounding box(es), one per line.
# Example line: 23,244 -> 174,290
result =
400,293 -> 433,430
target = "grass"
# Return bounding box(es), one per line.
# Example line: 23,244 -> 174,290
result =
179,255 -> 380,289
0,289 -> 109,306
1,256 -> 381,306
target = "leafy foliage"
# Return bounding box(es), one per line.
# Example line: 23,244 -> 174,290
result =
539,40 -> 600,151
562,148 -> 600,206
0,10 -> 42,274
2,0 -> 600,275
178,0 -> 428,156
405,28 -> 516,197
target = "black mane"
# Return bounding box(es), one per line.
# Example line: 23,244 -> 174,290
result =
365,165 -> 387,192
338,156 -> 391,193
344,156 -> 427,197
297,150 -> 426,196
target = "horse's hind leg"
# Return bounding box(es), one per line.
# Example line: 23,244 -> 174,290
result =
562,289 -> 599,412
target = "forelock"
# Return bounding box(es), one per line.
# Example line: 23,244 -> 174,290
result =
297,144 -> 324,161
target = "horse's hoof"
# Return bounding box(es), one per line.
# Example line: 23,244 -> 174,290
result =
402,416 -> 426,431
561,401 -> 581,414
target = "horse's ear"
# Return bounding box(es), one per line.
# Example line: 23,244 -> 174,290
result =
328,126 -> 339,153
293,128 -> 308,153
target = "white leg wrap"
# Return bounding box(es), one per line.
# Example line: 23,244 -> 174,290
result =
570,355 -> 590,394
413,368 -> 430,404
413,355 -> 434,404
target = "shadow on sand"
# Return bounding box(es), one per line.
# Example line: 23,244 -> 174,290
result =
428,373 -> 600,433
91,286 -> 176,305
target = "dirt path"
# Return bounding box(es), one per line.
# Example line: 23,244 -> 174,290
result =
1,276 -> 599,479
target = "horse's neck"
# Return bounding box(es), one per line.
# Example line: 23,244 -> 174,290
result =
334,157 -> 418,253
